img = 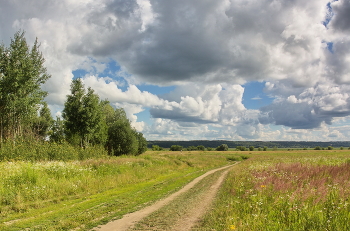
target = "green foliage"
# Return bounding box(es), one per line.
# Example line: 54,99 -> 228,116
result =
152,145 -> 163,151
249,146 -> 254,151
62,78 -> 85,146
328,146 -> 334,150
63,79 -> 108,147
206,147 -> 213,151
0,30 -> 51,140
263,146 -> 268,151
106,108 -> 138,156
32,102 -> 54,140
49,117 -> 65,143
236,146 -> 246,151
314,146 -> 321,150
170,145 -> 183,151
197,145 -> 205,151
186,146 -> 197,151
135,131 -> 148,155
0,139 -> 107,161
216,144 -> 228,151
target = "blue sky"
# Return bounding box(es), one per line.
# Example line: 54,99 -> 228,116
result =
1,0 -> 350,141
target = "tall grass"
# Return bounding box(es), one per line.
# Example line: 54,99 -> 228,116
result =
198,151 -> 350,231
0,140 -> 107,161
0,151 -> 240,230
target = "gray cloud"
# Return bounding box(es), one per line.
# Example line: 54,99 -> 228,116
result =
2,0 -> 350,141
330,0 -> 350,32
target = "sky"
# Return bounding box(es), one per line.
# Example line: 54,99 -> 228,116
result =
1,0 -> 350,141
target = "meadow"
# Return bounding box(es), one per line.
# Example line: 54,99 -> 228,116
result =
0,146 -> 244,231
2,147 -> 350,230
198,150 -> 350,231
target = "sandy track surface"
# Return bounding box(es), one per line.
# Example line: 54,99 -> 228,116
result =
93,163 -> 237,231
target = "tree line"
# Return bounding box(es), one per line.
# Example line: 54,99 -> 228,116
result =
0,31 -> 147,156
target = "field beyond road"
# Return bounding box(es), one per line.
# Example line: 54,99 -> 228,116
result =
1,150 -> 350,230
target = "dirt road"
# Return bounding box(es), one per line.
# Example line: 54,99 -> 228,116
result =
93,163 -> 237,231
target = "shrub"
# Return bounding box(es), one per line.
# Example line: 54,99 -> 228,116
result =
170,145 -> 183,151
216,144 -> 228,151
197,145 -> 205,151
152,145 -> 164,151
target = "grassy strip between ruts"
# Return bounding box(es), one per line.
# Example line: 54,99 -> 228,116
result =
197,150 -> 350,231
131,168 -> 229,230
0,151 -> 244,230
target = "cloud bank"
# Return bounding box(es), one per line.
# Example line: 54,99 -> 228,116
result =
1,0 -> 350,141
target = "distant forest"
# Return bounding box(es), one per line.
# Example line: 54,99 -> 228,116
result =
147,140 -> 350,149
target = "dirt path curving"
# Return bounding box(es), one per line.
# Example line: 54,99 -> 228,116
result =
93,163 -> 237,231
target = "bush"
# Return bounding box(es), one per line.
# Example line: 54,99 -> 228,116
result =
170,145 -> 183,151
263,146 -> 267,151
236,146 -> 246,151
328,146 -> 333,150
314,146 -> 321,150
207,147 -> 213,151
216,144 -> 228,151
152,145 -> 164,151
249,146 -> 254,151
197,145 -> 205,151
186,146 -> 197,151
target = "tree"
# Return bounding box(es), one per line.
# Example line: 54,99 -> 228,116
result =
32,102 -> 54,140
216,144 -> 228,151
63,79 -> 107,147
134,130 -> 147,155
197,145 -> 205,151
62,78 -> 85,146
152,145 -> 161,151
49,117 -> 65,143
81,87 -> 107,146
106,108 -> 138,156
170,145 -> 183,151
249,146 -> 255,151
0,30 -> 51,141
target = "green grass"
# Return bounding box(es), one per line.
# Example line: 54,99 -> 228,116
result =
132,169 -> 227,230
0,150 -> 241,230
197,150 -> 350,231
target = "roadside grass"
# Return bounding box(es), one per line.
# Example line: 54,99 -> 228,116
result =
0,150 -> 242,230
198,150 -> 350,231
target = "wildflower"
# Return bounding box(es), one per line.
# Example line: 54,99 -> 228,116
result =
229,225 -> 236,230
261,185 -> 266,188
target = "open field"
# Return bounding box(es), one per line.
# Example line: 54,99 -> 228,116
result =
0,151 -> 243,230
198,150 -> 350,230
1,150 -> 350,230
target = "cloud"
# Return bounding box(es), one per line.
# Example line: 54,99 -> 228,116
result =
2,0 -> 350,141
329,0 -> 350,32
260,81 -> 350,129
